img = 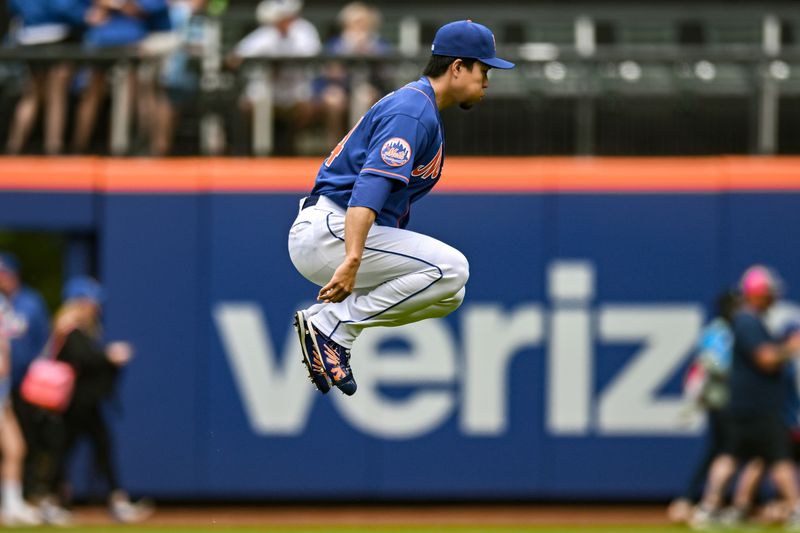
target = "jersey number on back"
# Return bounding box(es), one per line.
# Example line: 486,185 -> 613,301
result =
324,117 -> 364,168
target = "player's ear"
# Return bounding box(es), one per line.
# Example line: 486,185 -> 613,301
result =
451,59 -> 463,76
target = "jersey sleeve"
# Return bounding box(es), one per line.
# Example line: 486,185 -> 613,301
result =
360,113 -> 429,185
349,175 -> 396,214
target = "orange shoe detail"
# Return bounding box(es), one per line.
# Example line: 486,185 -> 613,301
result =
311,349 -> 325,374
329,366 -> 347,381
323,344 -> 339,363
323,344 -> 347,381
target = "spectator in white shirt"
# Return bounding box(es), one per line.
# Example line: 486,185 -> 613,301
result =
226,0 -> 321,154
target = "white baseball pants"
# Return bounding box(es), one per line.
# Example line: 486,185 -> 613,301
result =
287,195 -> 468,348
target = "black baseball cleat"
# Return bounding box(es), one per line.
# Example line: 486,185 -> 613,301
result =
306,317 -> 357,396
294,311 -> 331,394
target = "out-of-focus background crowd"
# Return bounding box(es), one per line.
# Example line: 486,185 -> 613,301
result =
1,0 -> 800,158
0,252 -> 152,526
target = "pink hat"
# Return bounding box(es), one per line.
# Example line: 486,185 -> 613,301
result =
740,265 -> 784,297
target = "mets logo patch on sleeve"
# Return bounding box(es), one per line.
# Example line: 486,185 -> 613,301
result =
380,138 -> 412,167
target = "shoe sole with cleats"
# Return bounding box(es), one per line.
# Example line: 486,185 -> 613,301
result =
294,311 -> 331,394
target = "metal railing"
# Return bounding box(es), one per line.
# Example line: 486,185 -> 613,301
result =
1,24 -> 799,156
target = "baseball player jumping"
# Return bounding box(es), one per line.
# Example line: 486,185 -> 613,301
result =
288,20 -> 514,395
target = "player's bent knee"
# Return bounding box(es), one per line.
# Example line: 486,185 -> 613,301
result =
441,250 -> 469,293
429,287 -> 466,319
449,286 -> 466,310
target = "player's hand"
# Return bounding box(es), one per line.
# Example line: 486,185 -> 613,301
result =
318,258 -> 359,303
106,341 -> 134,366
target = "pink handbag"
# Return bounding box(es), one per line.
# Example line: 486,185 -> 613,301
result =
20,339 -> 75,413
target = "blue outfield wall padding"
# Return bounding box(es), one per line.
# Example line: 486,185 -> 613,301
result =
3,186 -> 800,499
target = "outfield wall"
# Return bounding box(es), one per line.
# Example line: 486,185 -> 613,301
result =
1,157 -> 799,500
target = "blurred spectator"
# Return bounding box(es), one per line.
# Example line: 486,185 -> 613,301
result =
668,290 -> 739,523
226,0 -> 321,155
5,0 -> 85,155
0,253 -> 59,503
691,265 -> 800,530
71,0 -> 170,154
707,323 -> 800,528
45,277 -> 153,523
0,254 -> 50,395
133,0 -> 177,155
310,2 -> 391,148
0,295 -> 42,526
143,0 -> 207,156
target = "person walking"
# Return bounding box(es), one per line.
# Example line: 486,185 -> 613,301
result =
668,290 -> 740,523
44,277 -> 153,523
0,253 -> 58,520
0,295 -> 42,526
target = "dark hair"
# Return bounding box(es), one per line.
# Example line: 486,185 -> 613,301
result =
716,290 -> 740,324
423,55 -> 477,77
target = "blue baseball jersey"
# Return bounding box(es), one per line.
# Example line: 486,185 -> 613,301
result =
9,286 -> 50,388
309,76 -> 444,229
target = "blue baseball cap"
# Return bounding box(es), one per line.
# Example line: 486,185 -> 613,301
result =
431,20 -> 515,70
0,253 -> 19,275
63,276 -> 105,304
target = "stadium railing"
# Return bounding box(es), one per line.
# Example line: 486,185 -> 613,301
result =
1,8 -> 799,157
